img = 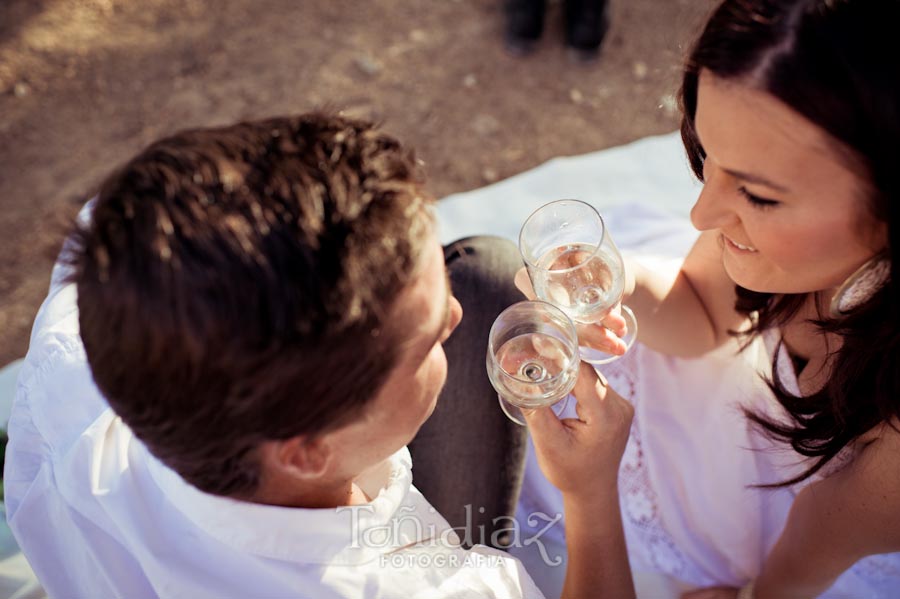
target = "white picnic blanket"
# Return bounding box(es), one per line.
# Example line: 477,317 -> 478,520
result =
436,131 -> 700,245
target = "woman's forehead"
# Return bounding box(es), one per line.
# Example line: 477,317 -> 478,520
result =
695,71 -> 864,186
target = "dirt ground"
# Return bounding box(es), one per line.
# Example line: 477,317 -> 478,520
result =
0,0 -> 711,365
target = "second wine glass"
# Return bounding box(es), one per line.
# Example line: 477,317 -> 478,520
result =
486,301 -> 580,426
519,199 -> 637,365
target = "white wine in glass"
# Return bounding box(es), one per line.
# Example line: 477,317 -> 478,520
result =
486,301 -> 580,426
519,199 -> 637,365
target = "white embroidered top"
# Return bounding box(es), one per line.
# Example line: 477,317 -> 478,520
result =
517,293 -> 900,598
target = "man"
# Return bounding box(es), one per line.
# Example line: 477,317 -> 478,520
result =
5,112 -> 634,597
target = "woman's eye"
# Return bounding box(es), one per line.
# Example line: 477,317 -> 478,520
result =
738,186 -> 779,209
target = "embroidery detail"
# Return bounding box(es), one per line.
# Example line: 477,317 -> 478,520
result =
608,352 -> 712,585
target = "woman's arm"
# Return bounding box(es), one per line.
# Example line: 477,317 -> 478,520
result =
562,485 -> 632,599
514,230 -> 748,358
625,230 -> 748,357
753,427 -> 900,597
523,363 -> 636,599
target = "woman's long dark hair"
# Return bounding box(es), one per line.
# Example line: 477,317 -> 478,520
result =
680,0 -> 900,486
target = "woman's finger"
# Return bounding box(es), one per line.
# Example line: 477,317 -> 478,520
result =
602,307 -> 627,338
514,267 -> 537,300
522,403 -> 565,439
569,362 -> 608,423
577,323 -> 627,355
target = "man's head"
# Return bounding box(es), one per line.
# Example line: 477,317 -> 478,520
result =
72,112 -> 460,500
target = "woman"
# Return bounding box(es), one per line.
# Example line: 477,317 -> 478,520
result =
518,0 -> 900,596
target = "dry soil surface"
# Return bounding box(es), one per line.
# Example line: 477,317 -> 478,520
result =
0,0 -> 712,365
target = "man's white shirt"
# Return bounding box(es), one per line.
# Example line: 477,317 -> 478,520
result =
3,256 -> 544,598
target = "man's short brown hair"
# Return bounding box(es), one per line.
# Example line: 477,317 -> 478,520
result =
70,112 -> 433,497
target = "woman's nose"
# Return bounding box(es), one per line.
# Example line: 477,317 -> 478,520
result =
690,160 -> 740,231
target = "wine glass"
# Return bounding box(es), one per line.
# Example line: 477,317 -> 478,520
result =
486,300 -> 580,426
519,199 -> 637,365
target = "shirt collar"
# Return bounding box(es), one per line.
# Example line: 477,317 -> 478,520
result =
144,443 -> 414,565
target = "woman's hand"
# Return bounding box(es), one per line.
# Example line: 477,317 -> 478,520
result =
525,361 -> 637,599
522,361 -> 634,499
514,267 -> 629,357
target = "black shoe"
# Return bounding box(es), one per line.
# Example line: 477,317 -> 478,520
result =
505,0 -> 546,55
564,0 -> 609,60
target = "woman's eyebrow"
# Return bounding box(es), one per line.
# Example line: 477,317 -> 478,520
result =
721,167 -> 791,193
695,116 -> 790,193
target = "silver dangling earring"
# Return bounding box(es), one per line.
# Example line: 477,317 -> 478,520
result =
829,256 -> 891,318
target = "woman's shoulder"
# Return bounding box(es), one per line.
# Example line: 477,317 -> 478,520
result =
795,418 -> 900,557
823,419 -> 900,489
858,417 -> 900,457
836,420 -> 900,520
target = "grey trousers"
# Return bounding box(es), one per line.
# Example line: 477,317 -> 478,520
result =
408,236 -> 528,549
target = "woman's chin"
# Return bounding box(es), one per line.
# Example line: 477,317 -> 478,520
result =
725,270 -> 805,295
722,264 -> 774,294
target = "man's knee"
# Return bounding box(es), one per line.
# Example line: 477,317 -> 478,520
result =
444,236 -> 522,306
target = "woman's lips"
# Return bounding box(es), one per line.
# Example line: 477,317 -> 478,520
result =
723,234 -> 758,253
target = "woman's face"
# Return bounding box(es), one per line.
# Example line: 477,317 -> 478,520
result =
690,70 -> 887,296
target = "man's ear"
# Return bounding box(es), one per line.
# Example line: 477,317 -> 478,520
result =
267,435 -> 333,480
